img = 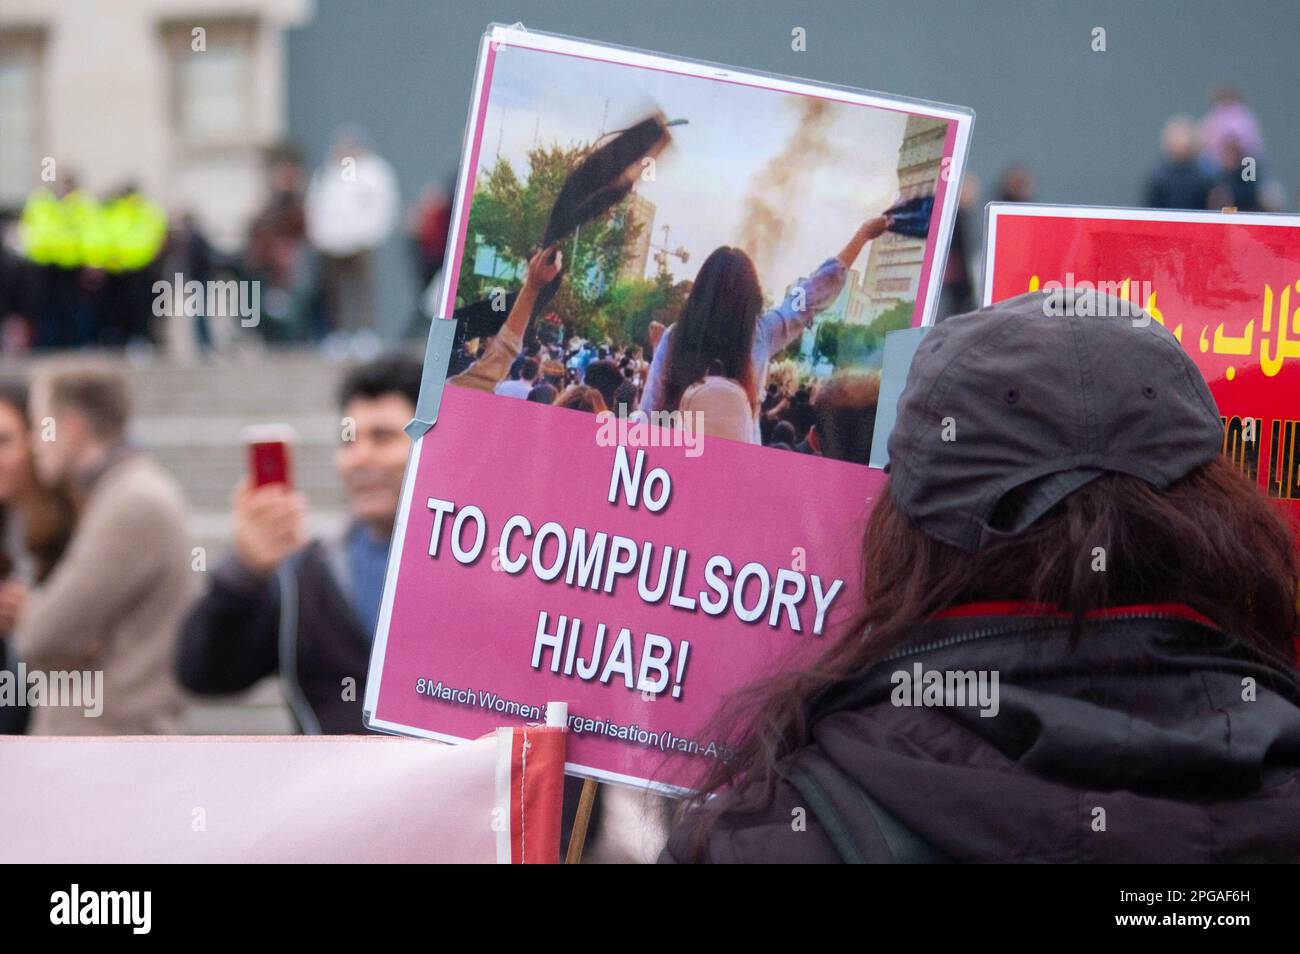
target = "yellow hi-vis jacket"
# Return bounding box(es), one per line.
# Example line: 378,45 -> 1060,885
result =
20,188 -> 99,268
100,193 -> 167,272
19,188 -> 166,271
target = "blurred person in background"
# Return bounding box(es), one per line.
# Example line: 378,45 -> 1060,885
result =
158,212 -> 217,357
766,385 -> 816,444
1198,85 -> 1265,170
19,175 -> 98,349
246,145 -> 310,341
936,175 -> 979,320
97,182 -> 167,347
1197,86 -> 1285,211
1145,117 -> 1213,210
994,163 -> 1037,203
12,361 -> 190,734
0,380 -> 75,734
176,354 -> 422,733
18,177 -> 167,349
582,359 -> 623,411
612,373 -> 639,415
405,180 -> 453,294
305,130 -> 400,351
0,210 -> 39,352
768,419 -> 797,450
1207,137 -> 1286,212
526,382 -> 557,404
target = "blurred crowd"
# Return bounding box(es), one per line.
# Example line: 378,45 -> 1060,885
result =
936,86 -> 1288,320
2,86 -> 1290,364
447,215 -> 888,466
0,131 -> 452,359
470,329 -> 880,466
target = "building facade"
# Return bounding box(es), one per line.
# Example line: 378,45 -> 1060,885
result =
0,0 -> 313,251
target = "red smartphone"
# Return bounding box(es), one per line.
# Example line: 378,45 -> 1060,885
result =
242,424 -> 296,489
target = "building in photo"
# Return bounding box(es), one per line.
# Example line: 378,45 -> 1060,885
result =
618,192 -> 656,281
857,113 -> 947,321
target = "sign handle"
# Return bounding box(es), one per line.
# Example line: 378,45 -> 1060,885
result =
564,778 -> 599,864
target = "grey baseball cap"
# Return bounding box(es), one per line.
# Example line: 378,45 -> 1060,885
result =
886,289 -> 1223,552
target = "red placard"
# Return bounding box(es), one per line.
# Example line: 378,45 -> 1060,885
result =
984,205 -> 1300,537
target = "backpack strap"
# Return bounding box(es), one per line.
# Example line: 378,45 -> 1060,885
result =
786,763 -> 867,863
786,750 -> 952,864
276,551 -> 321,735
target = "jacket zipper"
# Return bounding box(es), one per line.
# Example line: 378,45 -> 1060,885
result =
881,611 -> 1202,663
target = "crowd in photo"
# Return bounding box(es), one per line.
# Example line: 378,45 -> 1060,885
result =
447,215 -> 890,466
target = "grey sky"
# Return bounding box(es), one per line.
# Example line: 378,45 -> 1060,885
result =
478,44 -> 909,295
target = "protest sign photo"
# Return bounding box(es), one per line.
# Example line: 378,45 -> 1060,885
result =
364,24 -> 972,789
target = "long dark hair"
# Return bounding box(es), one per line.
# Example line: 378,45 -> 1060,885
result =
661,247 -> 762,412
675,458 -> 1300,853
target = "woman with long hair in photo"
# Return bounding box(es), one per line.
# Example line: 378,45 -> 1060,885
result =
661,291 -> 1300,863
641,215 -> 888,443
0,379 -> 75,734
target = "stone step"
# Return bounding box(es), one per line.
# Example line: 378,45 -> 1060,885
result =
145,446 -> 346,511
181,677 -> 295,735
130,365 -> 346,415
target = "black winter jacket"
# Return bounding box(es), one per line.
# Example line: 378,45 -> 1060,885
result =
176,541 -> 372,734
662,603 -> 1300,863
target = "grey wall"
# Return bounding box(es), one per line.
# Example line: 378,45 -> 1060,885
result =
287,0 -> 1300,339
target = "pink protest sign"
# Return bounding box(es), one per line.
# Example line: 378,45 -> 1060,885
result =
367,386 -> 885,789
364,25 -> 971,790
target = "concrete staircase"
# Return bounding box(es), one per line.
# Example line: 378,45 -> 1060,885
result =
129,356 -> 352,560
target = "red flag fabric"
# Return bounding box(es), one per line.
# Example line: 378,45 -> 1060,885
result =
496,725 -> 567,864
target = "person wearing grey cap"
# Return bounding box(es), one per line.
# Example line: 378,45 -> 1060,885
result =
663,289 -> 1300,863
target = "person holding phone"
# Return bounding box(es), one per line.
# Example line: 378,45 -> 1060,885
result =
175,354 -> 422,733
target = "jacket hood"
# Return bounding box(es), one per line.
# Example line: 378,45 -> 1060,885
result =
805,605 -> 1300,862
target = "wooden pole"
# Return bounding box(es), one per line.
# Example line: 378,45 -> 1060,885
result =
564,778 -> 599,864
